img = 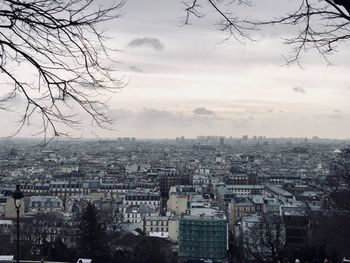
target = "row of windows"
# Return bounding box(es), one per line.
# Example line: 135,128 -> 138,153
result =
100,186 -> 133,190
180,226 -> 226,230
23,189 -> 86,194
125,201 -> 159,205
127,214 -> 140,218
148,227 -> 168,232
125,219 -> 141,223
126,213 -> 153,218
126,196 -> 159,201
51,189 -> 80,191
30,201 -> 62,207
145,220 -> 168,226
51,185 -> 80,188
234,206 -> 254,212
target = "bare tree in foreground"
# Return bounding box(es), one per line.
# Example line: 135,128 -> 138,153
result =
183,0 -> 350,64
0,0 -> 125,141
242,215 -> 285,263
328,148 -> 350,210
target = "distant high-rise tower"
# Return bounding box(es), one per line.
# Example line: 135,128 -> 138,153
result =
220,136 -> 224,146
242,135 -> 248,144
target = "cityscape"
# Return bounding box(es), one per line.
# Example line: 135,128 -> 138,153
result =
0,136 -> 349,262
0,0 -> 350,262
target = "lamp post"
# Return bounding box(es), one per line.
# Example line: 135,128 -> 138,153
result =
12,184 -> 24,263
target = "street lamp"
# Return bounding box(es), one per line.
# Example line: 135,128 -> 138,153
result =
12,184 -> 24,263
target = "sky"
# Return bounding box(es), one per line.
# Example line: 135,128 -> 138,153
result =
1,0 -> 350,139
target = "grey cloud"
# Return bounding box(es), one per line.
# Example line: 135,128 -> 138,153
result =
313,113 -> 345,121
110,108 -> 135,120
138,108 -> 177,120
80,83 -> 96,90
333,109 -> 341,113
129,66 -> 144,73
128,37 -> 165,51
293,86 -> 306,94
193,107 -> 215,115
245,109 -> 267,115
246,110 -> 256,114
329,114 -> 343,120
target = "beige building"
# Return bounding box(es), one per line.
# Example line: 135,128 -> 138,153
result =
143,216 -> 169,233
0,196 -> 25,218
229,198 -> 255,226
167,193 -> 188,215
143,215 -> 179,242
168,216 -> 179,242
167,185 -> 203,215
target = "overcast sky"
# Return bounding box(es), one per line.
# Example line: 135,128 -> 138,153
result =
1,0 -> 349,139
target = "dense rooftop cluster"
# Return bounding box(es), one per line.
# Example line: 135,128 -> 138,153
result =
0,136 -> 349,262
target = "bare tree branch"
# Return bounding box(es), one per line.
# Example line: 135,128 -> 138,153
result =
182,0 -> 350,63
182,0 -> 256,42
243,214 -> 285,262
0,0 -> 126,142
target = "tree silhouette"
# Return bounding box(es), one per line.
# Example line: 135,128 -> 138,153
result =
242,214 -> 285,263
0,0 -> 125,140
77,202 -> 110,262
111,235 -> 178,263
328,148 -> 350,210
309,213 -> 350,259
330,148 -> 350,189
183,0 -> 350,64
